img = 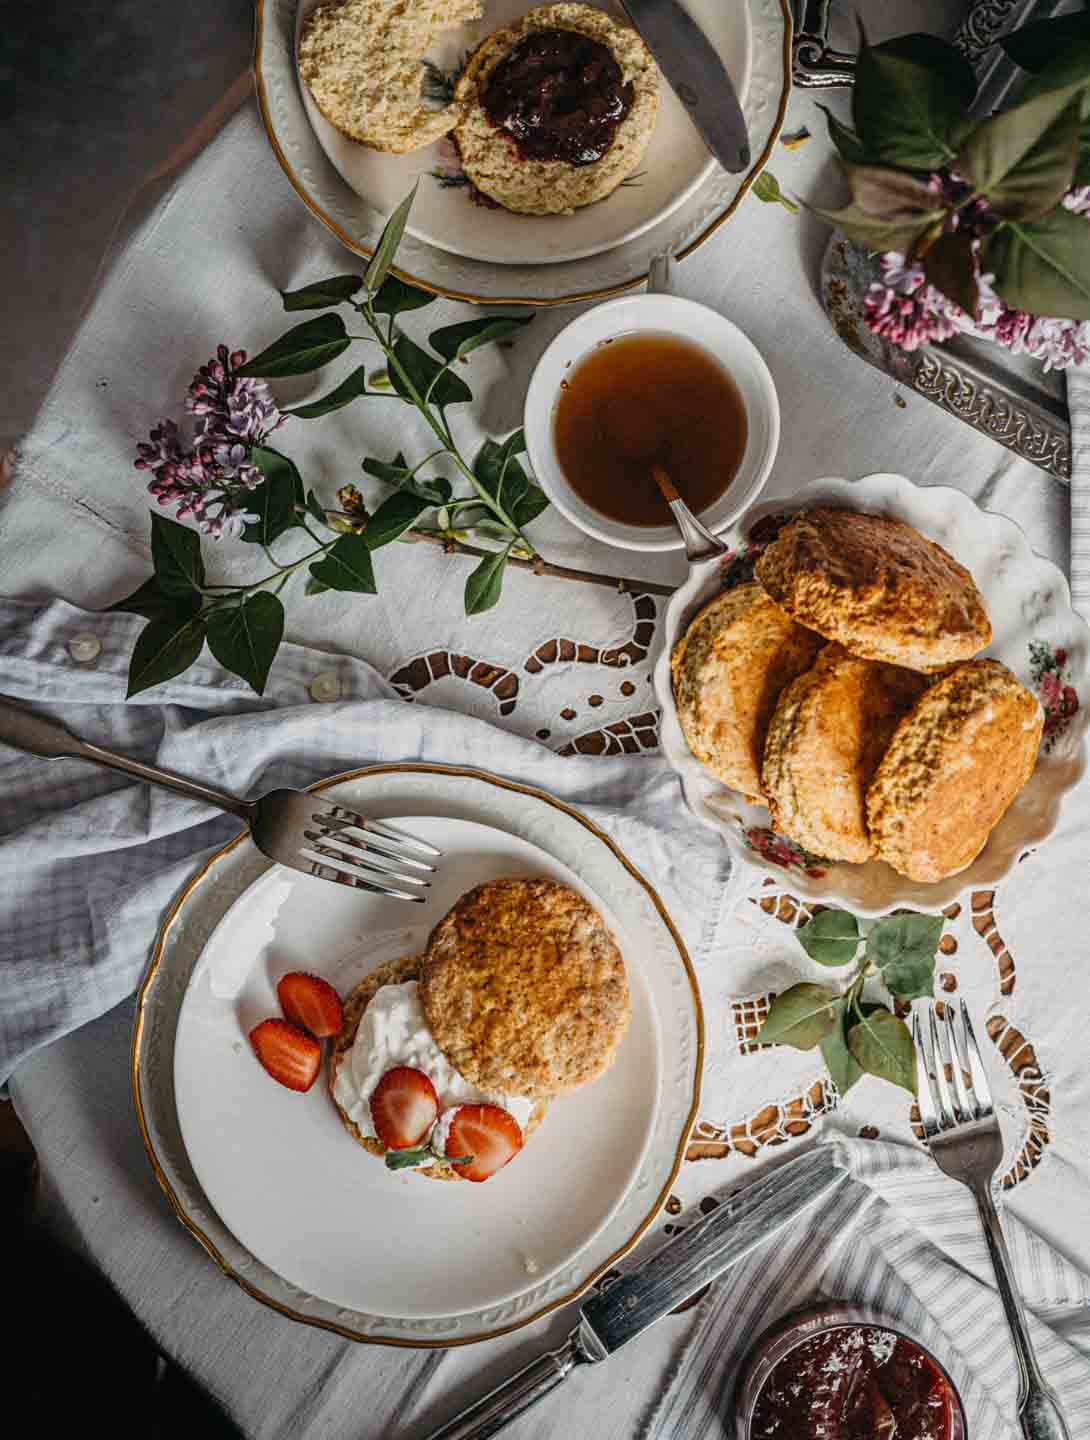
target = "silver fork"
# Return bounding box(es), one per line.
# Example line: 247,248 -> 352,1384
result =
0,696 -> 439,903
913,998 -> 1070,1440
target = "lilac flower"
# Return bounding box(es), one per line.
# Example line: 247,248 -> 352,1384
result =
863,253 -> 962,351
1063,186 -> 1090,218
134,344 -> 282,538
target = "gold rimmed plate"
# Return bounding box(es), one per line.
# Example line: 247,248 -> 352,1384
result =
132,764 -> 702,1346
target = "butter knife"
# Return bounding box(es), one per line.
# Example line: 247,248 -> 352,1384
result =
622,0 -> 751,172
421,1146 -> 848,1440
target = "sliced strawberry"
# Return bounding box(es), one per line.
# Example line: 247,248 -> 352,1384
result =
444,1104 -> 523,1183
370,1066 -> 439,1150
277,972 -> 344,1039
249,1019 -> 321,1092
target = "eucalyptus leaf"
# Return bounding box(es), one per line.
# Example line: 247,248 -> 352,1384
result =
843,164 -> 936,217
752,170 -> 799,214
305,489 -> 328,526
464,546 -> 510,615
309,533 -> 377,593
985,206 -> 1090,320
923,230 -> 980,316
811,200 -> 945,255
206,592 -> 285,695
818,104 -> 870,165
391,333 -> 473,408
847,1007 -> 917,1094
797,908 -> 860,967
126,613 -> 206,698
279,275 -> 362,311
959,85 -> 1083,220
235,314 -> 351,378
371,273 -> 437,316
866,913 -> 943,1001
755,983 -> 841,1050
364,184 -> 418,294
1003,14 -> 1090,88
364,491 -> 431,549
246,447 -> 303,545
282,366 -> 372,419
362,453 -> 451,504
429,315 -> 533,363
107,574 -> 200,623
854,32 -> 976,170
151,512 -> 206,597
820,1006 -> 864,1095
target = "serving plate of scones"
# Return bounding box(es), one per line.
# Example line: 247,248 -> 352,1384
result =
653,474 -> 1090,914
134,765 -> 701,1345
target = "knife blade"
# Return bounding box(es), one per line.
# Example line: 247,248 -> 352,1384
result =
422,1146 -> 849,1440
621,0 -> 751,173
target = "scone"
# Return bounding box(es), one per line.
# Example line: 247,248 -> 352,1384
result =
866,659 -> 1044,882
298,0 -> 483,153
671,583 -> 824,799
330,953 -> 550,1181
755,508 -> 992,672
453,4 -> 659,215
421,877 -> 629,1094
762,644 -> 929,863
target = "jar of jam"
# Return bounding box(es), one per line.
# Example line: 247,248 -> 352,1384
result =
734,1303 -> 967,1439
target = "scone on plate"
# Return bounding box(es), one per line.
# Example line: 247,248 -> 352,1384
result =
298,0 -> 483,153
671,583 -> 824,800
866,659 -> 1044,882
762,644 -> 929,863
453,3 -> 659,215
755,508 -> 992,673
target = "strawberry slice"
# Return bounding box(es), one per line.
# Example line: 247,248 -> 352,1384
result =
277,972 -> 344,1038
249,1019 -> 321,1092
370,1066 -> 439,1150
444,1104 -> 523,1183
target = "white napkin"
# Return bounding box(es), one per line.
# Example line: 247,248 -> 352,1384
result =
1068,368 -> 1090,617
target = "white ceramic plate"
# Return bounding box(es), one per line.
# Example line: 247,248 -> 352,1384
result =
135,766 -> 701,1345
255,0 -> 790,302
653,474 -> 1090,915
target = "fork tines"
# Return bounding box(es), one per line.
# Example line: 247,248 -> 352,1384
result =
913,998 -> 995,1136
299,805 -> 440,904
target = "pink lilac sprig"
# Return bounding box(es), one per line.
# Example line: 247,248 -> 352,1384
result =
134,345 -> 284,540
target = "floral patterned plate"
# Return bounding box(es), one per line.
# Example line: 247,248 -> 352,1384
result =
652,474 -> 1089,915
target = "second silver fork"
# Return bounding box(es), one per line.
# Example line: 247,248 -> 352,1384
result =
913,999 -> 1070,1440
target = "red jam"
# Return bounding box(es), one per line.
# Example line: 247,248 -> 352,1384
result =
750,1325 -> 954,1440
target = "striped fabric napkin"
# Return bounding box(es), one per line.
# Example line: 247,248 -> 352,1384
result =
647,1136 -> 1090,1440
1070,368 -> 1090,617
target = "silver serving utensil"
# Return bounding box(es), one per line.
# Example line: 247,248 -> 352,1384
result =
0,695 -> 439,902
622,0 -> 750,173
913,999 -> 1070,1440
422,1146 -> 849,1440
650,462 -> 730,563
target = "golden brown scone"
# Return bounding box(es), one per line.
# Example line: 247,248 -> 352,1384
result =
755,508 -> 992,672
762,644 -> 929,863
421,878 -> 629,1095
671,583 -> 824,799
329,953 -> 549,1181
866,659 -> 1044,882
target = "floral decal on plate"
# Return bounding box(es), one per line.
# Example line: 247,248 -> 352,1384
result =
1029,641 -> 1079,751
741,825 -> 827,879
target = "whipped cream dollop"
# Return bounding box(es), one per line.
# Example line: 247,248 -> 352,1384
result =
333,980 -> 534,1153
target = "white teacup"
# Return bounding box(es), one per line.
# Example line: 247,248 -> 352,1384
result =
524,291 -> 780,552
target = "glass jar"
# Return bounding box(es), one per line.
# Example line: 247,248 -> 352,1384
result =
734,1301 -> 968,1439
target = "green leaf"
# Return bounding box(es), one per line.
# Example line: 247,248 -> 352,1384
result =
364,491 -> 431,549
984,207 -> 1090,320
922,230 -> 980,316
511,483 -> 550,528
752,170 -> 799,214
866,913 -> 943,1001
305,489 -> 327,526
430,315 -> 533,363
820,1004 -> 864,1095
126,613 -> 206,698
843,164 -> 936,216
854,31 -> 976,169
309,533 -> 377,593
151,512 -> 206,597
305,576 -> 330,596
279,275 -> 363,311
282,366 -> 371,419
391,333 -> 472,407
797,908 -> 860,967
464,546 -> 510,615
362,452 -> 451,504
364,184 -> 418,295
959,85 -> 1083,220
245,446 -> 303,545
108,573 -> 200,622
473,434 -> 529,513
817,104 -> 870,165
235,315 -> 350,378
755,983 -> 842,1050
371,273 -> 437,317
1002,14 -> 1090,87
811,200 -> 945,255
847,1007 -> 917,1094
205,593 -> 285,695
